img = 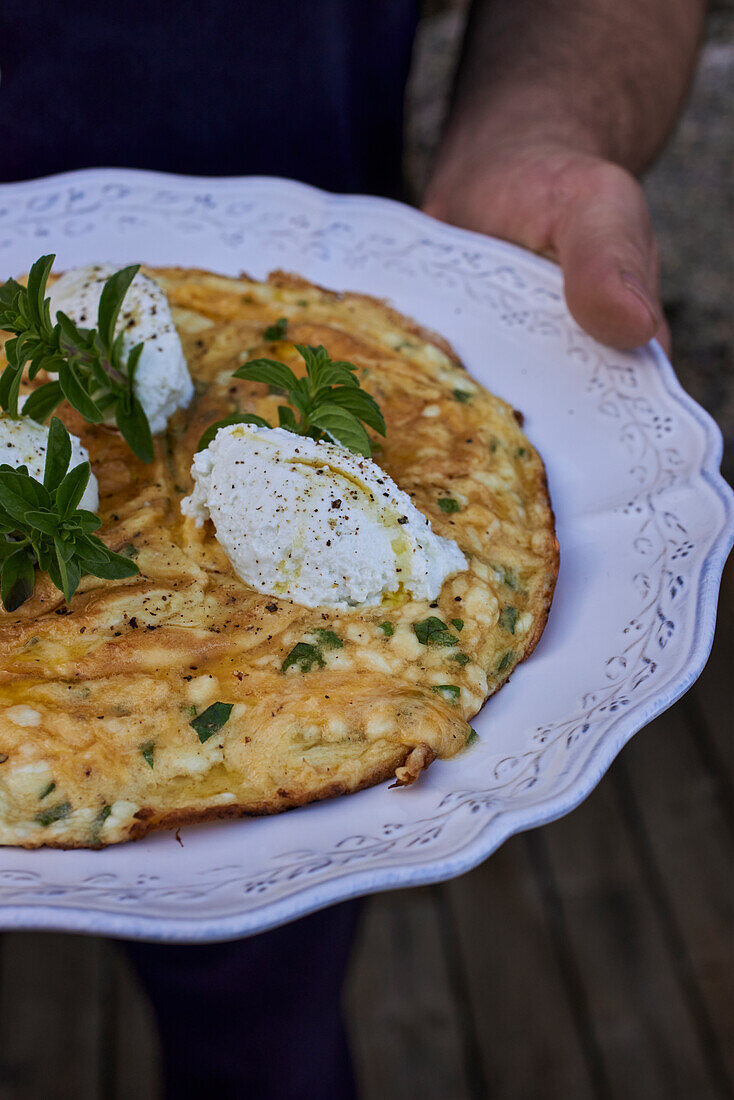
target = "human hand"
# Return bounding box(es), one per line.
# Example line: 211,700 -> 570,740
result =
423,144 -> 671,354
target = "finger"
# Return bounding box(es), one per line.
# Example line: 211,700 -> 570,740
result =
554,167 -> 665,350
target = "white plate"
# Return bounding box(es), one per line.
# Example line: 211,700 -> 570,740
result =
0,169 -> 730,942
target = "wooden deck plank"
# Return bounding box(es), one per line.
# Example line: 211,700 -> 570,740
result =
541,762 -> 718,1099
345,887 -> 473,1100
446,834 -> 595,1099
617,702 -> 734,1091
0,932 -> 107,1100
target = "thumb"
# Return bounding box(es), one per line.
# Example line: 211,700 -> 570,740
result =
554,166 -> 668,351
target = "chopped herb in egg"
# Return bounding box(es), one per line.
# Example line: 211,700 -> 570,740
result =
499,606 -> 518,634
190,702 -> 234,743
438,498 -> 460,514
91,804 -> 112,838
452,653 -> 471,666
466,728 -> 480,745
35,802 -> 72,827
140,741 -> 156,768
263,317 -> 289,341
453,389 -> 472,403
432,684 -> 460,703
311,628 -> 343,650
451,618 -> 464,632
283,626 -> 344,673
413,616 -> 458,646
282,642 -> 325,674
39,781 -> 56,800
491,562 -> 519,590
378,621 -> 394,637
497,651 -> 514,673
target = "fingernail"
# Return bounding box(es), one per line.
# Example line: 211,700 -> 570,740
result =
620,270 -> 660,333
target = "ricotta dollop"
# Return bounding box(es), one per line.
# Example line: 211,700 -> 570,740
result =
0,412 -> 98,511
181,425 -> 467,609
47,263 -> 193,434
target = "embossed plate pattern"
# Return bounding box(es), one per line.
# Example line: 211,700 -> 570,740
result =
0,169 -> 731,942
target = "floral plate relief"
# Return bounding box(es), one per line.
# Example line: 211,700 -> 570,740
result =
0,172 -> 730,936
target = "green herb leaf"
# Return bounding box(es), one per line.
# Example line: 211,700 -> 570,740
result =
233,357 -> 300,393
83,547 -> 139,581
296,344 -> 359,393
56,461 -> 91,518
24,510 -> 60,536
0,257 -> 155,465
451,618 -> 464,631
453,389 -> 472,403
438,497 -> 460,514
452,652 -> 471,666
327,386 -> 386,436
43,417 -> 71,493
190,701 -> 234,743
39,781 -> 56,800
57,357 -> 104,423
413,616 -> 458,647
309,404 -> 371,458
466,728 -> 480,745
22,381 -> 65,423
208,344 -> 385,459
0,420 -> 139,609
378,621 -> 394,637
0,366 -> 24,418
196,412 -> 272,453
499,606 -> 518,634
116,394 -> 154,463
263,317 -> 289,341
140,740 -> 155,768
432,684 -> 460,703
35,801 -> 72,827
277,405 -> 298,431
0,468 -> 50,521
26,254 -> 55,327
97,265 -> 139,350
0,547 -> 36,611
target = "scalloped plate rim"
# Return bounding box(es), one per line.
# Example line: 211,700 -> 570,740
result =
0,168 -> 730,942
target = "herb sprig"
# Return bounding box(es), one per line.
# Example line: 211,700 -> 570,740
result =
0,255 -> 154,462
0,417 -> 139,610
199,344 -> 386,459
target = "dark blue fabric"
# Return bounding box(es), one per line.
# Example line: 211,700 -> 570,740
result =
124,900 -> 363,1099
0,0 -> 419,194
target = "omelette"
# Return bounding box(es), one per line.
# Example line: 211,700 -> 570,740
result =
0,267 -> 558,847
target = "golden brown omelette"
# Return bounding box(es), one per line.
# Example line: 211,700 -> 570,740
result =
0,267 -> 558,847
